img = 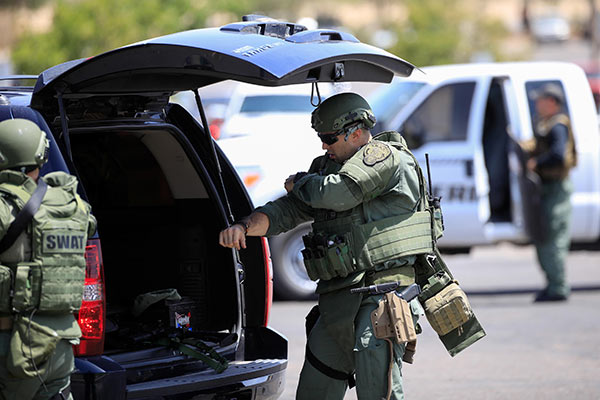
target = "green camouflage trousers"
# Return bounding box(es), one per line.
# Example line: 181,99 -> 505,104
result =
296,286 -> 420,400
535,179 -> 573,297
0,330 -> 74,400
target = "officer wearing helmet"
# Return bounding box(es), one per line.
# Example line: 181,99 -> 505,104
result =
220,92 -> 433,399
0,118 -> 96,399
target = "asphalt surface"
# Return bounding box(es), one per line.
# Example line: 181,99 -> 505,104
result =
269,243 -> 600,400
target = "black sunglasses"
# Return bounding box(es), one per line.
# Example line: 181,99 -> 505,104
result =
317,123 -> 362,145
317,131 -> 343,145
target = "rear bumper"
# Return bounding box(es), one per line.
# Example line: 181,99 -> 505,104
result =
127,359 -> 286,399
72,327 -> 288,399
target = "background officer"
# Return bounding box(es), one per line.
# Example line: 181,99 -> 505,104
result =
523,83 -> 576,302
0,118 -> 96,399
219,92 -> 433,399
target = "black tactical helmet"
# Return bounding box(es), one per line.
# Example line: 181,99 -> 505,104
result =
311,92 -> 376,133
0,118 -> 50,171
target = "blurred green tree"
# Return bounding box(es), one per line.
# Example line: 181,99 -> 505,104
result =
382,0 -> 507,67
11,0 -> 291,74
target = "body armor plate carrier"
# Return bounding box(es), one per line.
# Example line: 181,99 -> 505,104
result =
301,134 -> 442,281
0,172 -> 91,314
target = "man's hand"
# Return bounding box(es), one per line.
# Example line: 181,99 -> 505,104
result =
285,172 -> 308,193
219,224 -> 247,250
284,174 -> 296,193
527,158 -> 537,171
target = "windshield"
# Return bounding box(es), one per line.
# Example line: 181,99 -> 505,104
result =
369,81 -> 426,124
240,95 -> 314,113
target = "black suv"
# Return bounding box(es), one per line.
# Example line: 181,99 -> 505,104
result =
0,16 -> 413,399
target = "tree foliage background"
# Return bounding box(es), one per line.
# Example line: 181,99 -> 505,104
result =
375,0 -> 507,67
7,0 -> 508,74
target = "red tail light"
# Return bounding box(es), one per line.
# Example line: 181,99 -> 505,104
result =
73,239 -> 105,356
261,237 -> 273,326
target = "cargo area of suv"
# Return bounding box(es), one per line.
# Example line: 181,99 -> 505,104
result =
71,128 -> 239,348
58,117 -> 288,399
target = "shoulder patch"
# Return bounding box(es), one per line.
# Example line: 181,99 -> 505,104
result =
363,141 -> 391,166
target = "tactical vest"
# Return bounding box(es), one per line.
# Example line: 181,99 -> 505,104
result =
534,113 -> 577,180
301,133 -> 443,281
0,171 -> 91,314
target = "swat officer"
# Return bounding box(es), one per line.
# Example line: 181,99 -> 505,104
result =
522,83 -> 576,302
219,92 -> 436,399
0,118 -> 96,399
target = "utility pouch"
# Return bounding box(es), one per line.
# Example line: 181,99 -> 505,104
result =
431,203 -> 444,240
423,282 -> 472,336
7,315 -> 60,378
0,265 -> 13,313
371,292 -> 416,343
12,265 -> 34,313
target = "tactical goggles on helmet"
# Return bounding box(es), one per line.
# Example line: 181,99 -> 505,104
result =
317,122 -> 362,145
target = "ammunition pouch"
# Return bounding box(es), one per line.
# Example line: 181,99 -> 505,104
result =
301,233 -> 355,281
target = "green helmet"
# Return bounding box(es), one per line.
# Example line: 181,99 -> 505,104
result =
311,92 -> 376,133
0,118 -> 50,171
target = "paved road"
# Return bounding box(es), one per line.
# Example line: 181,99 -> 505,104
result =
268,243 -> 600,400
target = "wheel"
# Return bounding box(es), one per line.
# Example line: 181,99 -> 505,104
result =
269,224 -> 317,300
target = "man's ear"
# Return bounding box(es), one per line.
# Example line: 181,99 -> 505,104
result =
351,128 -> 364,141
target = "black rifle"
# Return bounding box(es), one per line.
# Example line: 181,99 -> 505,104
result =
350,282 -> 421,302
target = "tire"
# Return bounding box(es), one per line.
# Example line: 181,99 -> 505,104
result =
270,223 -> 317,301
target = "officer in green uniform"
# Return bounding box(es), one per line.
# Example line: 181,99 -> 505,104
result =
0,118 -> 96,399
219,93 -> 436,399
522,83 -> 576,302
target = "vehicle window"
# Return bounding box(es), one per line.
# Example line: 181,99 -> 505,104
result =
401,82 -> 475,149
369,81 -> 425,126
525,80 -> 570,132
239,95 -> 314,113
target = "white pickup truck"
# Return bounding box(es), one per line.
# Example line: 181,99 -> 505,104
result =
370,61 -> 600,251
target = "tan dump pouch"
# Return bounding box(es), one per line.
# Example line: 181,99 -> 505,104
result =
0,265 -> 12,313
371,292 -> 416,343
424,282 -> 472,336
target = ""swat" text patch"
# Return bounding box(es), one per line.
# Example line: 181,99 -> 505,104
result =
42,231 -> 85,254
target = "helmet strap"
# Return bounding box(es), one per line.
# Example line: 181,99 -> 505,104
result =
343,123 -> 362,141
